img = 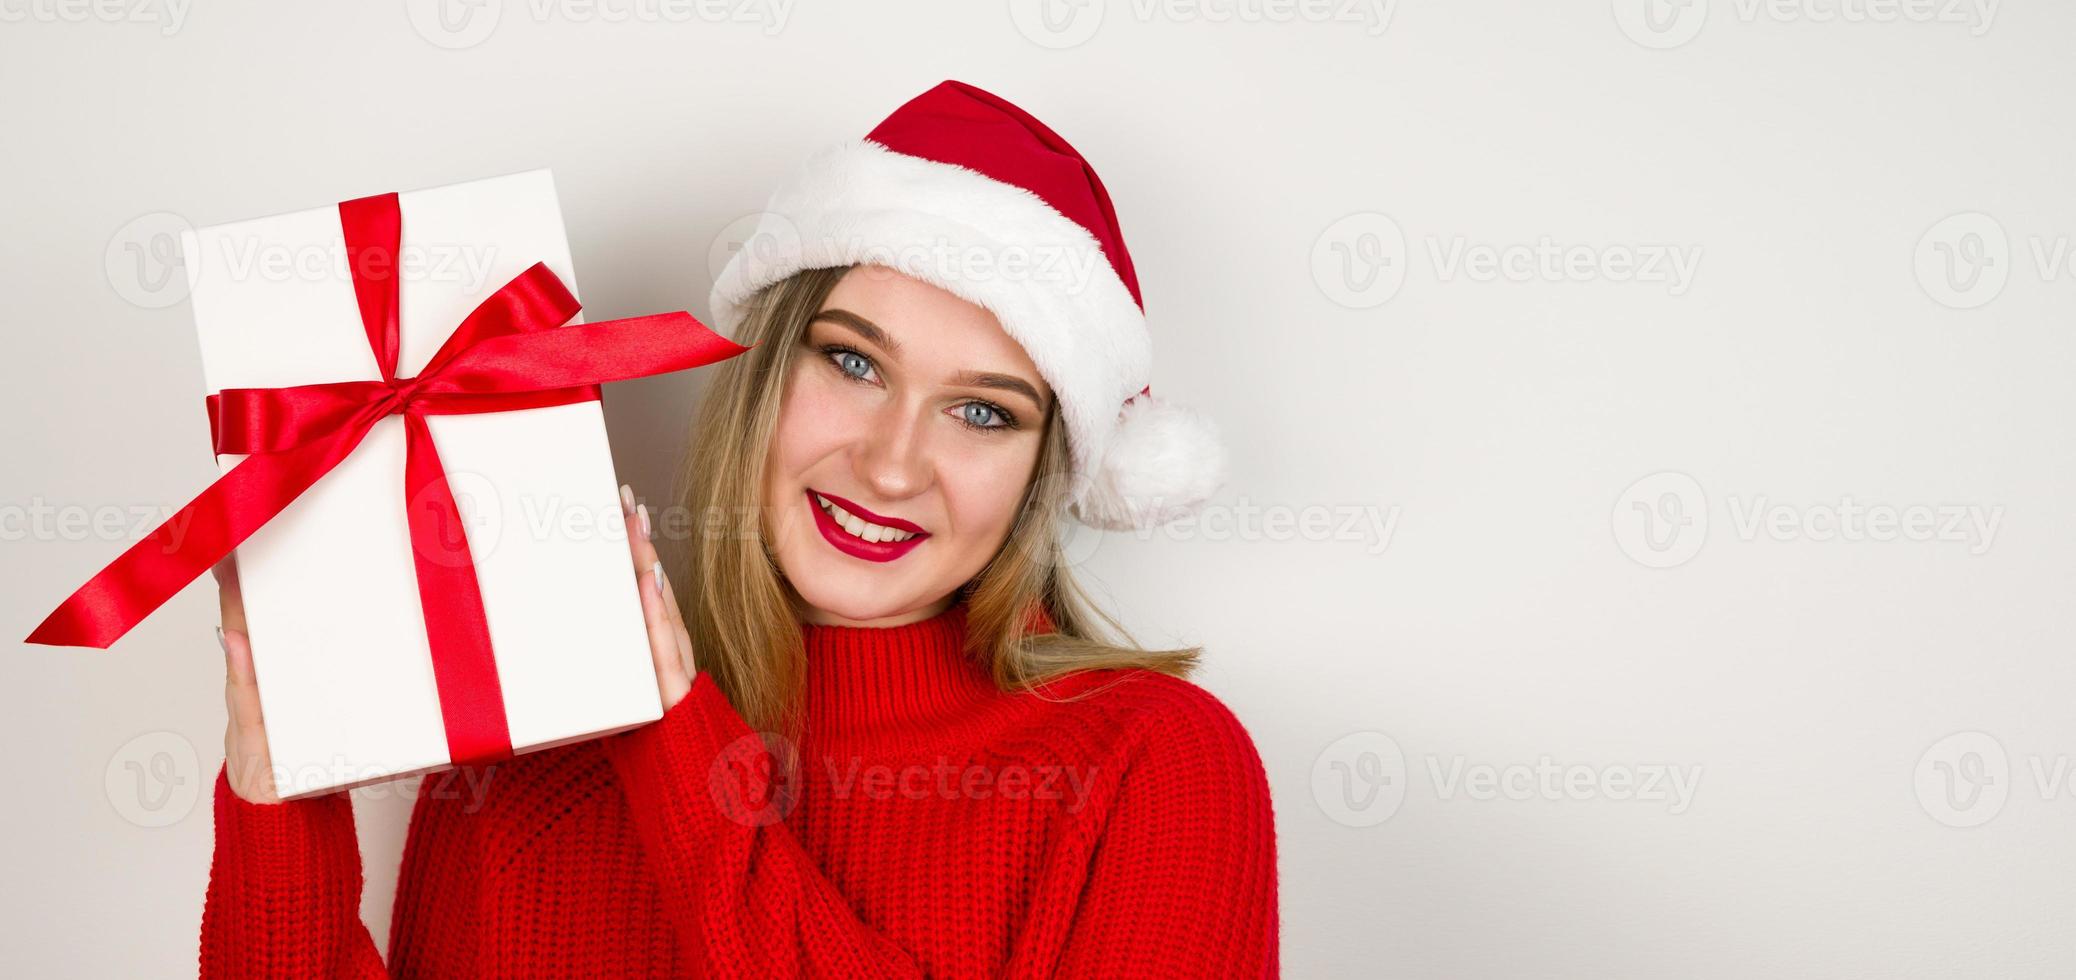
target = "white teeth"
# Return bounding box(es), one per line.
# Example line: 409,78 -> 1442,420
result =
814,493 -> 917,544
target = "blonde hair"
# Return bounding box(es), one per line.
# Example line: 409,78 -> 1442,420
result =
669,264 -> 1200,739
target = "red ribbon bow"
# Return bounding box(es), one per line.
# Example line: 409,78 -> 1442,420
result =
25,191 -> 752,766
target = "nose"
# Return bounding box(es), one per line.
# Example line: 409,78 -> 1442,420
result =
852,400 -> 933,502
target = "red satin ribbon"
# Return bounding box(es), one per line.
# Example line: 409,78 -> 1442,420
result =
25,191 -> 752,766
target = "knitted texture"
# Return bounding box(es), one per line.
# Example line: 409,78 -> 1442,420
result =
198,600 -> 1279,977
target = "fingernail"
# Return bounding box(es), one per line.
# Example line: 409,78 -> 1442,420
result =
619,483 -> 635,515
215,625 -> 227,654
637,503 -> 652,542
650,560 -> 664,596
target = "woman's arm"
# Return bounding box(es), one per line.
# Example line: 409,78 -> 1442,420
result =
200,557 -> 388,977
1050,682 -> 1281,977
199,763 -> 390,978
604,674 -> 926,977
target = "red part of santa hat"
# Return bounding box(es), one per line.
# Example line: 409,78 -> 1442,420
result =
710,80 -> 1225,530
868,81 -> 1146,312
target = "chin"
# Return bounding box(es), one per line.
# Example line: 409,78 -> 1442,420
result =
791,574 -> 884,621
786,570 -> 932,626
778,535 -> 970,625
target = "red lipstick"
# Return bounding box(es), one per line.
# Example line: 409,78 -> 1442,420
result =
807,489 -> 929,563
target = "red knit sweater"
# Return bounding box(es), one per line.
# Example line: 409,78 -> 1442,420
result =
198,600 -> 1279,977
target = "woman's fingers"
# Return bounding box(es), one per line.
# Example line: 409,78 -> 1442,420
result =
635,501 -> 696,676
219,625 -> 279,803
621,485 -> 692,709
212,555 -> 246,634
215,554 -> 278,801
620,484 -> 666,580
655,556 -> 696,679
641,560 -> 691,709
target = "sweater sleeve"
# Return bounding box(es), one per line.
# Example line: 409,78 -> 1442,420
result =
1052,683 -> 1282,978
601,671 -> 925,978
198,761 -> 390,978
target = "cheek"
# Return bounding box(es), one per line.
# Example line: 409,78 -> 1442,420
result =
771,366 -> 863,477
945,451 -> 1037,546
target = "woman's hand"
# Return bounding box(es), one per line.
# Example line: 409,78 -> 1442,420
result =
214,557 -> 280,804
622,484 -> 698,711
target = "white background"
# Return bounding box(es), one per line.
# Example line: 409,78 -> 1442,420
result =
4,1 -> 2072,977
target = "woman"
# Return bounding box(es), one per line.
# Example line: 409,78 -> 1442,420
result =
201,80 -> 1278,977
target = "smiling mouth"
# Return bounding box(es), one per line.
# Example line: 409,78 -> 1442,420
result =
809,487 -> 925,543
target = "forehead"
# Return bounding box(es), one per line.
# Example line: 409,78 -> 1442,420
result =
817,267 -> 1048,386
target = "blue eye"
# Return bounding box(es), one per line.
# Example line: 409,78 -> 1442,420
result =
832,349 -> 872,381
963,403 -> 1000,428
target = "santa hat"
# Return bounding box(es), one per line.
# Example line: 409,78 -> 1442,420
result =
709,79 -> 1225,531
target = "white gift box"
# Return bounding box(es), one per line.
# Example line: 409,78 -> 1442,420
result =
182,169 -> 662,800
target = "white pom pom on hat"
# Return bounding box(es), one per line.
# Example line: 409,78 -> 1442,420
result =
709,79 -> 1225,531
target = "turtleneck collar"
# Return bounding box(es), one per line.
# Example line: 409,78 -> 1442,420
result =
800,599 -> 1007,743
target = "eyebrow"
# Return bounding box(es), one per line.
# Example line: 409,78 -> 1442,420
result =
811,308 -> 1051,413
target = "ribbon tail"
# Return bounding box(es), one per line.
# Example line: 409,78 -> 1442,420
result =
428,311 -> 753,395
400,413 -> 513,766
24,418 -> 383,648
